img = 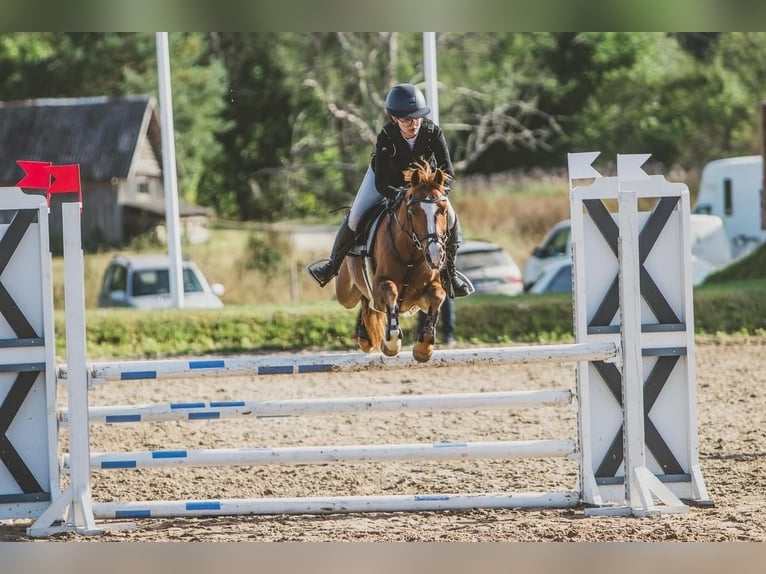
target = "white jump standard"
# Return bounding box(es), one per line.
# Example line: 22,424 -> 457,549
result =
0,152 -> 711,537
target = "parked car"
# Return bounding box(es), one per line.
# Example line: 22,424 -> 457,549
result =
98,254 -> 225,309
455,239 -> 523,296
521,219 -> 571,291
528,259 -> 572,294
523,214 -> 733,291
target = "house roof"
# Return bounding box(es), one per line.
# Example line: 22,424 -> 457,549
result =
0,95 -> 160,183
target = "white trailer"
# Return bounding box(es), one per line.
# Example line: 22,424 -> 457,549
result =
692,155 -> 766,258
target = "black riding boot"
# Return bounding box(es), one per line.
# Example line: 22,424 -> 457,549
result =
442,220 -> 474,299
307,217 -> 356,287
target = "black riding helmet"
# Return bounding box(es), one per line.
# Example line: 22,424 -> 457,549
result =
385,83 -> 431,119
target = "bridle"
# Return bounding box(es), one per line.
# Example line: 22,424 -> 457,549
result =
389,188 -> 448,270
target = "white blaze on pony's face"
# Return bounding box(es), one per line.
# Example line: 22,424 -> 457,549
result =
421,200 -> 446,268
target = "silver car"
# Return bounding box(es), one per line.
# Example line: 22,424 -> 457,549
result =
456,240 -> 523,296
97,254 -> 225,309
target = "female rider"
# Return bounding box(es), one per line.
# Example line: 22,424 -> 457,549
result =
307,83 -> 473,299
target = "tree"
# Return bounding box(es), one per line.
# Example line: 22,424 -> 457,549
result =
198,33 -> 294,220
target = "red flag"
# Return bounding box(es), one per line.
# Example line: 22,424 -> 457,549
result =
48,164 -> 81,194
16,160 -> 52,189
46,164 -> 82,207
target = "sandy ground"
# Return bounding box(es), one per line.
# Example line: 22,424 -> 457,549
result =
2,335 -> 764,542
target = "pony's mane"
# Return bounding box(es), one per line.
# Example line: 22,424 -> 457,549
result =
403,160 -> 452,195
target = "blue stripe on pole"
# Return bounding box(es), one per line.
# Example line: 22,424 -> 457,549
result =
170,402 -> 206,409
101,460 -> 137,469
105,414 -> 142,423
189,360 -> 226,369
298,364 -> 334,373
116,509 -> 151,518
189,412 -> 220,420
210,401 -> 246,407
121,371 -> 157,380
414,495 -> 450,501
433,442 -> 467,448
258,365 -> 293,375
152,450 -> 188,459
186,501 -> 221,511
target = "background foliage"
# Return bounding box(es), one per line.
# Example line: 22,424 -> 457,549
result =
2,32 -> 765,224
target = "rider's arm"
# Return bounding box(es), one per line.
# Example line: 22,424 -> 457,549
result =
373,125 -> 402,201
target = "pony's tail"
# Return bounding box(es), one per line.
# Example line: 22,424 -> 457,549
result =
361,299 -> 385,352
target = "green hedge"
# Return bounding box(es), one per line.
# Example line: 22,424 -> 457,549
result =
58,282 -> 766,360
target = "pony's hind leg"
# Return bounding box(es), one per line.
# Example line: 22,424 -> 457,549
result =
413,304 -> 439,363
354,307 -> 373,353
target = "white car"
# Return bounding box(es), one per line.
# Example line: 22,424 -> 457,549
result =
522,220 -> 572,291
98,254 -> 225,309
523,214 -> 733,291
528,259 -> 572,294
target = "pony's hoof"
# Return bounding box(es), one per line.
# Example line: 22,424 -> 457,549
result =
381,338 -> 401,357
356,337 -> 374,353
412,343 -> 433,363
381,343 -> 401,357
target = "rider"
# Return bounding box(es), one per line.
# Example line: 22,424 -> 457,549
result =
307,83 -> 473,299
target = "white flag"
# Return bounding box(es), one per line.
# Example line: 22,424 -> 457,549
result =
617,154 -> 652,181
567,152 -> 602,181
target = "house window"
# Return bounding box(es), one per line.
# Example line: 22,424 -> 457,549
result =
138,181 -> 150,195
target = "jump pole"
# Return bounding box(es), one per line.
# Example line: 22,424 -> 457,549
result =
91,491 -> 581,520
58,342 -> 618,383
60,388 -> 574,424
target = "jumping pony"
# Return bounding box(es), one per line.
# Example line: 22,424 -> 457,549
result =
335,161 -> 451,363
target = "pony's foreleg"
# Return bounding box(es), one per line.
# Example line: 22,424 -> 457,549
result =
413,304 -> 439,363
413,282 -> 446,363
376,280 -> 402,357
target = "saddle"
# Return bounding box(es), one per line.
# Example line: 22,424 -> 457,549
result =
347,201 -> 387,303
348,199 -> 424,317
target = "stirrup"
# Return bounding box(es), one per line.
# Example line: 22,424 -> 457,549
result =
452,270 -> 475,298
306,259 -> 334,287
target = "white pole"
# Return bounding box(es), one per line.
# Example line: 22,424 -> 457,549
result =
423,32 -> 439,125
70,439 -> 576,471
60,389 -> 573,425
156,32 -> 184,308
58,342 -> 618,382
91,491 -> 581,519
29,203 -> 101,537
93,492 -> 580,519
617,188 -> 646,509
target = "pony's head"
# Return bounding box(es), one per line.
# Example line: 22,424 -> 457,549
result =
401,161 -> 451,269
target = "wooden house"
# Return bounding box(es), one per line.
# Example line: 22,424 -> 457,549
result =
0,95 -> 209,250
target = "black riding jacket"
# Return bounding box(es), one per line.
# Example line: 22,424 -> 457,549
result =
373,119 -> 455,201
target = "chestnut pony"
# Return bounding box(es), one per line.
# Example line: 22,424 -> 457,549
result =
335,161 -> 450,362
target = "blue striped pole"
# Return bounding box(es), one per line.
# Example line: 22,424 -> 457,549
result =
58,342 -> 617,383
60,389 -> 573,425
66,439 -> 577,471
91,491 -> 581,519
